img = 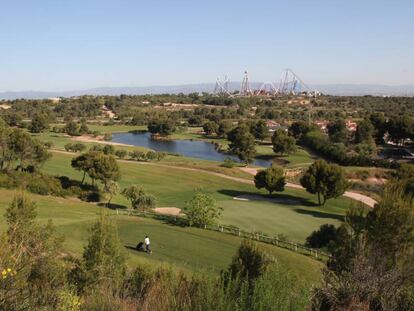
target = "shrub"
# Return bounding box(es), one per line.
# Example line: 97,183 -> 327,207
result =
305,224 -> 338,249
103,144 -> 115,155
103,133 -> 112,141
114,149 -> 127,159
0,171 -> 64,196
222,157 -> 236,168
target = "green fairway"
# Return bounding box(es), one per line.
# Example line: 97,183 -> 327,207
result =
41,151 -> 354,243
87,124 -> 147,133
0,189 -> 323,283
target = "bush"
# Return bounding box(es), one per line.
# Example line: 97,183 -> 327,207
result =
64,143 -> 74,152
114,149 -> 127,159
0,171 -> 65,196
103,133 -> 112,141
64,143 -> 86,153
222,157 -> 236,168
79,190 -> 102,202
305,224 -> 338,249
103,144 -> 115,155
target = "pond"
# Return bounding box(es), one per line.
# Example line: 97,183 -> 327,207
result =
112,132 -> 271,167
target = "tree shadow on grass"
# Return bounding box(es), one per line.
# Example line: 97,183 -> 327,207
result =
293,208 -> 345,221
217,189 -> 317,207
97,202 -> 128,210
254,154 -> 289,166
153,214 -> 188,227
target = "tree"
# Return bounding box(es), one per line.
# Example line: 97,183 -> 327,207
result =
71,153 -> 93,184
312,185 -> 414,310
79,118 -> 89,135
114,149 -> 127,159
369,113 -> 387,144
272,129 -> 296,155
64,120 -> 80,136
129,150 -> 145,161
7,129 -> 51,170
1,193 -> 67,310
29,113 -> 49,133
387,115 -> 414,145
228,125 -> 256,164
327,119 -> 348,143
203,121 -> 218,136
188,115 -> 203,126
254,166 -> 286,195
87,152 -> 120,185
226,240 -> 271,283
103,180 -> 119,207
288,121 -> 312,140
121,185 -> 155,211
184,192 -> 222,227
217,120 -> 234,138
354,119 -> 374,144
148,119 -> 176,136
300,160 -> 349,205
252,120 -> 268,141
82,214 -> 126,287
71,151 -> 119,186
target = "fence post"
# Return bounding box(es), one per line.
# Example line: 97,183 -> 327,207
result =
116,209 -> 118,215
237,228 -> 240,237
295,244 -> 298,252
315,250 -> 318,258
220,226 -> 223,232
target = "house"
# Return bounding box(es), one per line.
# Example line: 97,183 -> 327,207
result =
314,120 -> 328,132
345,120 -> 357,132
266,120 -> 281,132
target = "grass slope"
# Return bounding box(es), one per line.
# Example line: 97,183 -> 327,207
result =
0,189 -> 323,283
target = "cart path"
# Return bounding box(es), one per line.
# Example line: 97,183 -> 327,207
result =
51,149 -> 377,208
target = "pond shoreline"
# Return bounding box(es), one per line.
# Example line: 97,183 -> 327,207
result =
112,131 -> 272,167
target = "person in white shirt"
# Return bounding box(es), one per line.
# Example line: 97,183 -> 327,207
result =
144,236 -> 151,254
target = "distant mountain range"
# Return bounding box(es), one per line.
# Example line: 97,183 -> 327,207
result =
1,83 -> 414,100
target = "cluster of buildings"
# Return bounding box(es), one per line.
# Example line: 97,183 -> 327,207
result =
266,119 -> 358,133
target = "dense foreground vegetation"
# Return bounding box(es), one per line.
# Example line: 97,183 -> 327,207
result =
1,180 -> 413,310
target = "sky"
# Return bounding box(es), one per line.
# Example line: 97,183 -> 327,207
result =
1,0 -> 413,91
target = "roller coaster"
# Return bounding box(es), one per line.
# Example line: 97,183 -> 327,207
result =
214,68 -> 319,97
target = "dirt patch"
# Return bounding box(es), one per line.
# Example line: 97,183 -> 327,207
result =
72,135 -> 134,147
366,177 -> 386,185
153,207 -> 182,216
239,167 -> 258,175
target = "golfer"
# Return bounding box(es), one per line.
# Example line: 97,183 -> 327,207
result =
144,235 -> 151,254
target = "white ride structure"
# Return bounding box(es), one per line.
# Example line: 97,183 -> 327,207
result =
214,75 -> 232,96
213,69 -> 319,97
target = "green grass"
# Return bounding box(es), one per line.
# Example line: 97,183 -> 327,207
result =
87,124 -> 147,133
42,151 -> 354,243
0,189 -> 323,283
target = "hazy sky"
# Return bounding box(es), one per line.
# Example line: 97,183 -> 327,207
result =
1,0 -> 413,91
